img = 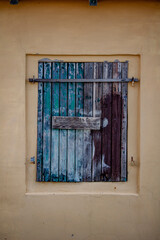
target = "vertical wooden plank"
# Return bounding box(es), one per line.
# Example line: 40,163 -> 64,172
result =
43,62 -> 51,181
67,63 -> 76,182
36,62 -> 43,181
75,63 -> 84,182
92,62 -> 102,181
59,62 -> 67,182
101,62 -> 112,181
83,62 -> 93,182
51,62 -> 60,182
121,61 -> 128,181
112,61 -> 122,182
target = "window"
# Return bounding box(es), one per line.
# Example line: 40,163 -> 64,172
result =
35,60 -> 128,182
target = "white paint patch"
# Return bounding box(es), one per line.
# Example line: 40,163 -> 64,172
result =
102,155 -> 111,169
92,143 -> 95,158
95,110 -> 101,116
103,118 -> 108,128
105,164 -> 111,169
68,109 -> 74,116
102,154 -> 105,164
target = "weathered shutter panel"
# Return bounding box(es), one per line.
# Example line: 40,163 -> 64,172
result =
51,62 -> 60,182
92,62 -> 102,181
112,61 -> 122,181
83,63 -> 93,181
67,63 -> 76,182
75,63 -> 84,182
121,62 -> 128,182
36,61 -> 128,182
36,62 -> 43,182
101,62 -> 112,181
59,63 -> 67,182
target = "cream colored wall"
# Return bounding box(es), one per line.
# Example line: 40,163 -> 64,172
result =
0,1 -> 160,240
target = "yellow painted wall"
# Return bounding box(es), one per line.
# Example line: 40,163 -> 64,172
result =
0,1 -> 160,240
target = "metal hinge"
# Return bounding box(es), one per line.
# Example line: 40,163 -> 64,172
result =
10,0 -> 19,4
30,156 -> 35,164
89,0 -> 97,6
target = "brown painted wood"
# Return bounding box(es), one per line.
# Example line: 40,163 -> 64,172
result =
112,61 -> 122,182
83,63 -> 93,182
92,62 -> 102,181
101,62 -> 113,181
52,116 -> 100,130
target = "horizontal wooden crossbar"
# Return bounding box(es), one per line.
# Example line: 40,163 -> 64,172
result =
52,116 -> 101,130
29,78 -> 139,83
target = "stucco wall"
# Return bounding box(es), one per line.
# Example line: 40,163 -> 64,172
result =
0,1 -> 160,240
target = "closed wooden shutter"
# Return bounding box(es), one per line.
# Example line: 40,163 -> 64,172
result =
36,61 -> 128,182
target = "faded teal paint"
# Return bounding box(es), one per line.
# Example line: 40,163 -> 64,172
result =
75,63 -> 84,182
51,62 -> 60,182
43,62 -> 51,181
36,62 -> 43,181
67,63 -> 76,182
59,62 -> 67,182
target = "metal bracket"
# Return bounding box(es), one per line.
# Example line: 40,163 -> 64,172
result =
131,156 -> 136,166
30,156 -> 35,164
10,0 -> 19,4
89,0 -> 97,6
131,77 -> 136,87
30,75 -> 35,83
